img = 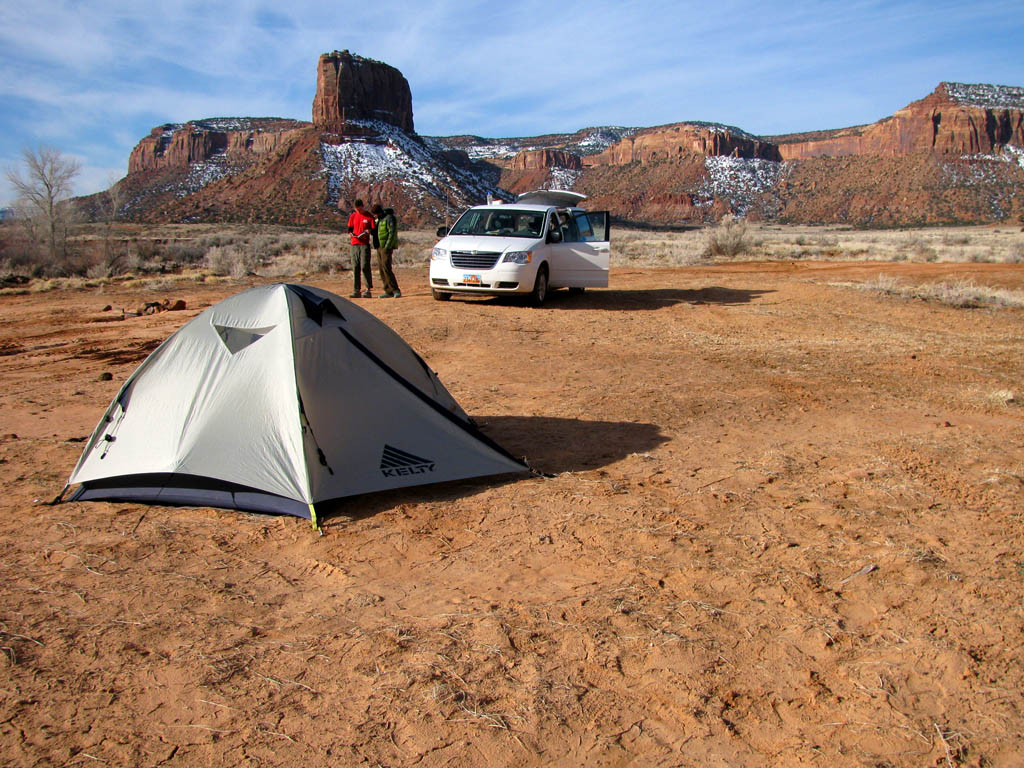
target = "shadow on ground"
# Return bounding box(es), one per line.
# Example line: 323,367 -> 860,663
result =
321,415 -> 667,524
457,287 -> 773,310
550,286 -> 775,309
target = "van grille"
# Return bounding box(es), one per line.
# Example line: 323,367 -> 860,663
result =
451,250 -> 501,269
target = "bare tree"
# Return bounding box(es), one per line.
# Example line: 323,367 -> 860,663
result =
6,146 -> 81,266
101,174 -> 126,274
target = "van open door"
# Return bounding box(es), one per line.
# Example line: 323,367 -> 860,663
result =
566,211 -> 610,287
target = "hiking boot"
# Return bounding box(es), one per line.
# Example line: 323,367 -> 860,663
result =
379,292 -> 394,298
362,290 -> 373,298
349,292 -> 360,298
392,291 -> 402,298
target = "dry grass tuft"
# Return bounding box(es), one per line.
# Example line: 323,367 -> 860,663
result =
835,275 -> 1024,308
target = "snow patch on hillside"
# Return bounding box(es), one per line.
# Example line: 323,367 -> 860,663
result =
942,146 -> 1024,219
178,156 -> 232,196
319,120 -> 509,217
466,144 -> 522,160
1002,144 -> 1024,169
548,167 -> 582,189
943,82 -> 1024,110
573,127 -> 639,155
695,156 -> 785,215
949,144 -> 1024,177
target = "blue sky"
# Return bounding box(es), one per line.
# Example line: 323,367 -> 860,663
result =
2,0 -> 1023,205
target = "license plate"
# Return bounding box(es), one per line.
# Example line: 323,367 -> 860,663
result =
463,274 -> 481,285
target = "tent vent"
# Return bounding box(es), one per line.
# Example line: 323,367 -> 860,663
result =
214,325 -> 276,354
287,285 -> 344,325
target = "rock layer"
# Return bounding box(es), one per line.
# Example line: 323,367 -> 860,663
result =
585,123 -> 782,166
312,50 -> 414,133
507,149 -> 583,171
771,82 -> 1024,160
128,119 -> 308,174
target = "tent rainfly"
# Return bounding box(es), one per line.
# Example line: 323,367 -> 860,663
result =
63,283 -> 529,526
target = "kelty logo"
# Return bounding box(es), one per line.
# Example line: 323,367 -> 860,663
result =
380,444 -> 436,477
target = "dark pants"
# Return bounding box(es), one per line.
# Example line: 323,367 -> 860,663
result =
351,244 -> 372,292
377,247 -> 399,294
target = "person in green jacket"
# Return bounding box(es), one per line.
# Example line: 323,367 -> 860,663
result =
372,204 -> 401,298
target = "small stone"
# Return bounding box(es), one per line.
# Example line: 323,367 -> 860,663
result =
98,372 -> 113,381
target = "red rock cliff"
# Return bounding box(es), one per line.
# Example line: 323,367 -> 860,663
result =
128,119 -> 309,174
585,122 -> 781,166
507,149 -> 583,171
312,50 -> 414,133
772,82 -> 1024,160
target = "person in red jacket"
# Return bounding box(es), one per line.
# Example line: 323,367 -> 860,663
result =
345,198 -> 376,298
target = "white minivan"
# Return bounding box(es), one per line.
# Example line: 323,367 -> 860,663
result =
429,190 -> 610,305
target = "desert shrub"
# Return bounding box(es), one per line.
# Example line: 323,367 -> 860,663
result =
164,242 -> 206,266
703,217 -> 750,258
91,243 -> 142,277
133,239 -> 162,261
201,234 -> 237,249
0,223 -> 45,276
0,211 -> 92,277
901,236 -> 937,262
942,233 -> 971,246
205,244 -> 258,277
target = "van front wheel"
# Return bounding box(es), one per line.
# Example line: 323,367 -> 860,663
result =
432,289 -> 451,301
530,266 -> 549,307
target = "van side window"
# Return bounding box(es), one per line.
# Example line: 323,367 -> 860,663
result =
574,213 -> 596,242
553,210 -> 580,243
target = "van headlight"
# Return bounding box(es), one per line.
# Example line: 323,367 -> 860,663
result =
431,247 -> 447,261
502,250 -> 531,264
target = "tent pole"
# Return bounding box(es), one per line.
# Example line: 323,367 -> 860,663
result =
48,484 -> 70,505
308,503 -> 321,533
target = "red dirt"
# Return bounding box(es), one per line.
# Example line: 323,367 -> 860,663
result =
1,262 -> 1022,766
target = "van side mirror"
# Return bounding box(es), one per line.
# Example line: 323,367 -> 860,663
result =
436,226 -> 449,237
547,229 -> 563,244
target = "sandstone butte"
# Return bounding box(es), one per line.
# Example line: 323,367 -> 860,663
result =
312,49 -> 414,134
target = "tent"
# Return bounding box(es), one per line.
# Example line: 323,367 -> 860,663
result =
64,283 -> 528,526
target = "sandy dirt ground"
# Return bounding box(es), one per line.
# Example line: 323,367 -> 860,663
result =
1,262 -> 1022,767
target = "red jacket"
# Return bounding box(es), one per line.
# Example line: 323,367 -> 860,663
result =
347,210 -> 376,246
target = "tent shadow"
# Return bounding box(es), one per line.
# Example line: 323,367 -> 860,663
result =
318,415 -> 667,525
477,415 -> 667,473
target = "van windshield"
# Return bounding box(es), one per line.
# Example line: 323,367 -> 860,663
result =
449,209 -> 545,238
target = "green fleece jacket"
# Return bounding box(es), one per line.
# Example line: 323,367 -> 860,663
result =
378,211 -> 398,250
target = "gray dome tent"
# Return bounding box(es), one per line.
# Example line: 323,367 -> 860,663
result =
64,284 -> 528,526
